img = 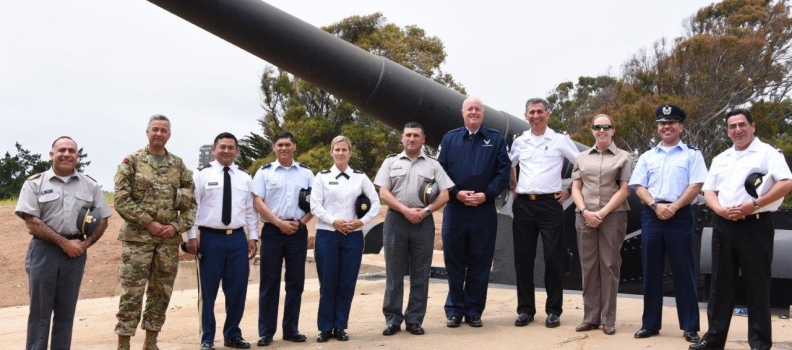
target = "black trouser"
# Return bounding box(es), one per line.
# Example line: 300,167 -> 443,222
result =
512,195 -> 564,316
703,214 -> 774,350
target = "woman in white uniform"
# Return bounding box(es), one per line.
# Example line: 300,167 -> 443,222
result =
310,135 -> 380,342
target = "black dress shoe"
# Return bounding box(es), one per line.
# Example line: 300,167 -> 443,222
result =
446,316 -> 461,328
684,331 -> 700,343
634,328 -> 659,338
256,336 -> 272,347
316,331 -> 332,343
333,329 -> 349,341
465,315 -> 483,327
200,343 -> 214,350
382,324 -> 401,335
545,314 -> 560,328
282,333 -> 307,342
514,313 -> 534,327
688,340 -> 724,350
224,337 -> 251,349
406,323 -> 425,335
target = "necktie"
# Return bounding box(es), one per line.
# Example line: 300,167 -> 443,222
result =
222,166 -> 231,226
336,172 -> 349,180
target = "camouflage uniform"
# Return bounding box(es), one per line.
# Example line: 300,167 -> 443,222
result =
113,147 -> 197,336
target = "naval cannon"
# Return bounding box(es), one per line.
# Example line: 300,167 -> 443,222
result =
146,0 -> 792,308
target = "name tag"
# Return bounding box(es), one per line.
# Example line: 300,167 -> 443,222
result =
330,181 -> 339,185
42,189 -> 53,194
208,182 -> 219,186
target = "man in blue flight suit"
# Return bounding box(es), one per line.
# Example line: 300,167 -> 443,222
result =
438,96 -> 511,328
252,131 -> 315,347
628,104 -> 707,344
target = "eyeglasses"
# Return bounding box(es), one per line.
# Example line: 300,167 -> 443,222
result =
592,124 -> 613,131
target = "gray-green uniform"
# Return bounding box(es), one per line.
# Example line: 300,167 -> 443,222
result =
15,169 -> 112,350
374,150 -> 454,327
113,147 -> 197,336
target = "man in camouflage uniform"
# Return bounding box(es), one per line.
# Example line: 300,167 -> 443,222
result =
113,114 -> 197,350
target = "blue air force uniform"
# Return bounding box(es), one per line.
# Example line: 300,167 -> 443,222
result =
437,126 -> 511,319
189,161 -> 259,346
629,141 -> 708,333
252,161 -> 314,339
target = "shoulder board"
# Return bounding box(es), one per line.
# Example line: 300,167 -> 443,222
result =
321,169 -> 331,174
238,167 -> 250,175
353,169 -> 364,174
298,163 -> 310,169
646,145 -> 653,151
83,174 -> 98,183
260,163 -> 272,169
482,126 -> 504,136
764,142 -> 782,152
385,153 -> 397,159
197,164 -> 210,171
27,173 -> 42,180
686,144 -> 700,151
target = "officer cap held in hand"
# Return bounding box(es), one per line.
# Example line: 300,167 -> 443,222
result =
745,172 -> 765,199
656,104 -> 687,122
76,206 -> 98,236
299,187 -> 312,213
419,181 -> 439,206
355,194 -> 371,219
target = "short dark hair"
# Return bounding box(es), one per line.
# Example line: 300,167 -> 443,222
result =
213,132 -> 238,147
51,136 -> 76,150
725,108 -> 754,124
403,122 -> 424,135
273,131 -> 296,144
525,98 -> 550,113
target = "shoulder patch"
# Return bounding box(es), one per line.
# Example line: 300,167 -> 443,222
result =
261,163 -> 272,169
27,173 -> 42,180
320,169 -> 331,174
385,153 -> 397,159
298,163 -> 310,169
84,174 -> 98,183
353,169 -> 364,174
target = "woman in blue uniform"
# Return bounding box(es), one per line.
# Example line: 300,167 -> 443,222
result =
310,135 -> 380,342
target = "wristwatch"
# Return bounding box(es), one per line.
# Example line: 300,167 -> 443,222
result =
752,199 -> 760,211
649,202 -> 658,210
424,208 -> 431,216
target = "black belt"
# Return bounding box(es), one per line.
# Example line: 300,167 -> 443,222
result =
657,200 -> 673,204
517,193 -> 556,201
198,226 -> 242,235
62,234 -> 84,241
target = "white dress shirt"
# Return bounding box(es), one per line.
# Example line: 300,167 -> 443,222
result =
509,128 -> 580,194
188,161 -> 259,240
703,137 -> 792,212
252,160 -> 315,222
310,165 -> 381,231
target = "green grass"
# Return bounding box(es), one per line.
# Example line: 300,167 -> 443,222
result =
0,197 -> 17,206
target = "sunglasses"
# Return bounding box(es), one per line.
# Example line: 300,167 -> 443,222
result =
592,124 -> 613,131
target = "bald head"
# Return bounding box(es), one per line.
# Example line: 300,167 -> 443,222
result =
461,96 -> 485,130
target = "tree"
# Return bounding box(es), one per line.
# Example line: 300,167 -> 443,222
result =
547,0 -> 792,165
0,143 -> 91,200
239,12 -> 465,175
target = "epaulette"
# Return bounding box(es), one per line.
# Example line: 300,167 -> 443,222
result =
321,169 -> 331,174
84,174 -> 98,183
353,169 -> 364,174
238,167 -> 250,175
646,145 -> 653,151
686,144 -> 700,151
765,142 -> 782,153
298,163 -> 310,169
27,173 -> 42,180
385,153 -> 397,158
482,126 -> 503,136
197,164 -> 210,171
261,163 -> 272,169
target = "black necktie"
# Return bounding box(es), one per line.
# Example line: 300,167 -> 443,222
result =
336,172 -> 349,180
222,166 -> 231,226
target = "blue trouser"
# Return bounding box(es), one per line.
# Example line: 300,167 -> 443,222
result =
258,223 -> 307,337
199,228 -> 249,344
442,202 -> 498,318
314,229 -> 363,332
640,205 -> 700,332
26,238 -> 86,350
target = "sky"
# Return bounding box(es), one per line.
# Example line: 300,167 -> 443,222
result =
0,0 -> 717,189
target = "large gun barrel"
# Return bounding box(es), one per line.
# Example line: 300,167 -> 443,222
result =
146,0 -> 526,148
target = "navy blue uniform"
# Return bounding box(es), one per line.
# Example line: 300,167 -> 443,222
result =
438,126 -> 510,319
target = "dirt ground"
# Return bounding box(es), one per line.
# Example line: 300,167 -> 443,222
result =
0,203 -> 443,308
